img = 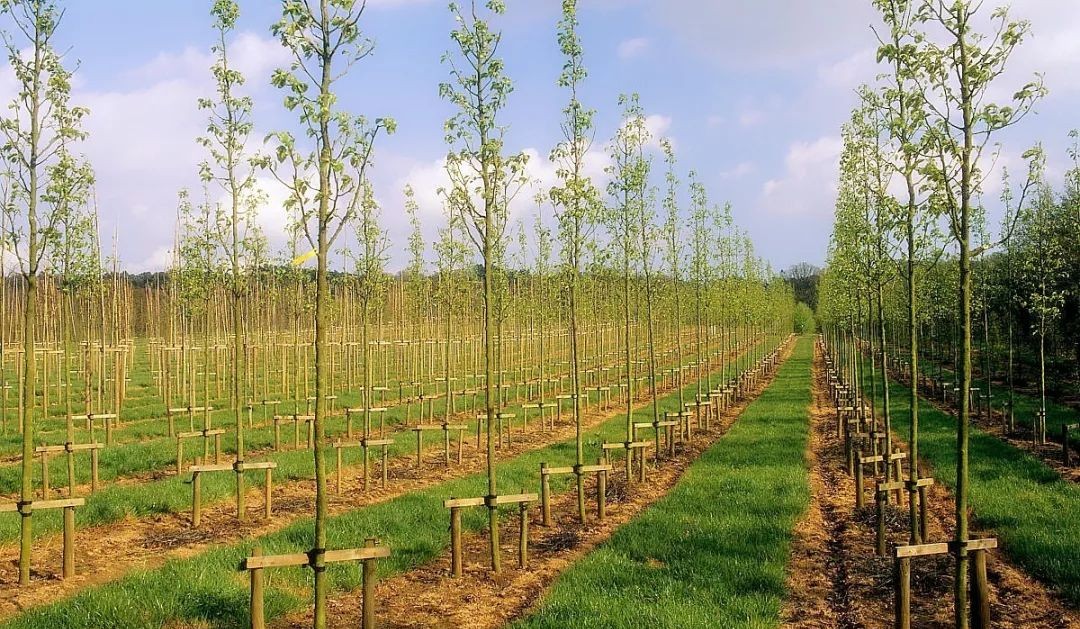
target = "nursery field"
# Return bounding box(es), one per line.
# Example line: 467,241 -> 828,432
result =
2,0 -> 1080,628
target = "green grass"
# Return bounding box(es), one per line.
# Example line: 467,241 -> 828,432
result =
916,357 -> 1080,448
0,342 -> 782,629
867,357 -> 1080,607
0,337 -> 762,543
512,336 -> 813,629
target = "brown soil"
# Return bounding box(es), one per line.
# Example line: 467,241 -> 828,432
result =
780,342 -> 1080,629
0,342 -> 761,621
267,339 -> 797,629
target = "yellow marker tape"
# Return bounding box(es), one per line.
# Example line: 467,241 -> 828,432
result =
292,249 -> 317,266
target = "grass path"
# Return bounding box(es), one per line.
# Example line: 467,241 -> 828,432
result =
511,336 -> 813,629
866,359 -> 1080,607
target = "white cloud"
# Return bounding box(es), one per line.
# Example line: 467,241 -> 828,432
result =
817,48 -> 876,90
643,113 -> 672,149
738,109 -> 766,128
616,37 -> 651,60
130,245 -> 174,274
760,136 -> 843,216
719,161 -> 755,180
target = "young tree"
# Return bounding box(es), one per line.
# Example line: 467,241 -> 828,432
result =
688,171 -> 709,434
873,0 -> 939,542
550,0 -> 602,523
46,148 -> 94,497
0,0 -> 88,585
915,2 -> 1044,622
660,141 -> 684,436
604,93 -> 648,481
434,196 -> 468,435
198,0 -> 265,521
1014,159 -> 1065,445
351,181 -> 389,486
404,184 -> 426,383
263,1 -> 394,623
440,0 -> 528,572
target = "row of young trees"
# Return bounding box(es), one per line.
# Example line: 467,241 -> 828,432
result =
818,1 -> 1053,626
0,0 -> 795,624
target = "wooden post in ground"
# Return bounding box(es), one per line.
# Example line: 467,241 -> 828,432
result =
518,499 -> 528,568
450,503 -> 463,577
540,463 -> 552,526
597,457 -> 607,521
855,450 -> 864,509
895,555 -> 911,629
362,538 -> 378,629
1063,423 -> 1077,466
250,547 -> 265,629
62,504 -> 75,578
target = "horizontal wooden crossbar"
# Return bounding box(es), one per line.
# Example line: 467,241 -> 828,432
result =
36,442 -> 104,453
178,429 -> 226,439
961,538 -> 998,552
443,497 -> 485,508
242,546 -> 390,570
360,439 -> 394,447
496,493 -> 538,505
0,497 -> 86,513
237,461 -> 277,471
189,463 -> 234,473
74,413 -> 119,420
601,440 -> 651,450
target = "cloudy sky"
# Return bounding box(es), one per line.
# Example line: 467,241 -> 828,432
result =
5,0 -> 1078,273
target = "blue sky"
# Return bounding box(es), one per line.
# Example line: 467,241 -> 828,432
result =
11,0 -> 1079,273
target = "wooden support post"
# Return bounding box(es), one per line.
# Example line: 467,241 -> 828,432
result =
597,458 -> 607,522
416,428 -> 423,468
877,485 -> 887,556
250,547 -> 265,629
91,447 -> 99,492
192,471 -> 202,527
62,505 -> 75,579
450,504 -> 463,577
855,450 -> 864,509
518,500 -> 528,568
540,463 -> 551,526
264,467 -> 273,519
972,548 -> 990,629
1063,423 -> 1076,467
362,538 -> 377,629
895,556 -> 911,629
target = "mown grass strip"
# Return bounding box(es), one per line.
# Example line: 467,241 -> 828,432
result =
512,336 -> 813,629
865,362 -> 1080,607
0,345 -> 772,629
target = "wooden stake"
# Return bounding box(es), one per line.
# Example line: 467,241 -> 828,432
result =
250,547 -> 265,629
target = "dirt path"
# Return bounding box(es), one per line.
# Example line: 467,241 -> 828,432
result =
268,340 -> 796,629
0,343 -> 761,622
781,342 -> 1079,629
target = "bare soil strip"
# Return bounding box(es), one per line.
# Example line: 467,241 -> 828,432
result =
780,345 -> 1079,629
269,341 -> 796,629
